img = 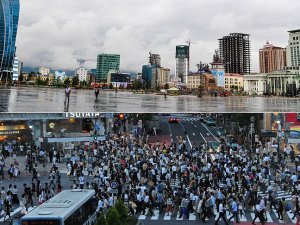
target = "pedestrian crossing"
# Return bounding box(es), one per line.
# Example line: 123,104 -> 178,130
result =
218,180 -> 292,202
137,208 -> 296,223
180,118 -> 200,122
0,206 -> 36,222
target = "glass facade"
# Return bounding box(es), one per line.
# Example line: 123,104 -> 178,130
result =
0,0 -> 19,72
96,54 -> 120,83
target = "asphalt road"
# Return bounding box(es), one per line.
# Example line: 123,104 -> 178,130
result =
1,86 -> 300,112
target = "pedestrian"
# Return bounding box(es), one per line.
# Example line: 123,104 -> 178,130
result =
215,200 -> 229,225
228,197 -> 240,223
64,85 -> 71,104
79,174 -> 84,189
252,202 -> 265,225
95,89 -> 100,100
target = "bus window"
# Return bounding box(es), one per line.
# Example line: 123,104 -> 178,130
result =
22,220 -> 61,225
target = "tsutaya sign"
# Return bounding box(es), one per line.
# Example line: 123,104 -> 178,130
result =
65,113 -> 103,118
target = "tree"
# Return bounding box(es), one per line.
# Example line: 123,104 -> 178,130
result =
45,78 -> 49,86
64,78 -> 71,86
36,75 -> 41,85
132,79 -> 142,90
95,214 -> 107,225
106,207 -> 121,225
115,200 -> 127,220
72,76 -> 79,87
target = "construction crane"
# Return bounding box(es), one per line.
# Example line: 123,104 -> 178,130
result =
186,39 -> 198,74
77,58 -> 94,68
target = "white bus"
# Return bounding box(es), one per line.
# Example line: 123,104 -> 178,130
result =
21,189 -> 97,225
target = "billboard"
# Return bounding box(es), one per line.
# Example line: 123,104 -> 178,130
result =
176,45 -> 189,59
211,68 -> 225,87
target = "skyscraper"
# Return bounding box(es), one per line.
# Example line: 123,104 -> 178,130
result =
286,29 -> 300,69
0,0 -> 20,73
219,33 -> 251,75
259,42 -> 286,73
175,45 -> 189,83
96,54 -> 120,83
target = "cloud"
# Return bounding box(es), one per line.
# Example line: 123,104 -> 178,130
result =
16,0 -> 300,73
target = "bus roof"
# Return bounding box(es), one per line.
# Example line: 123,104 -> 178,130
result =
22,189 -> 95,220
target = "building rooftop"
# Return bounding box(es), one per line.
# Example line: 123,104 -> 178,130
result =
288,29 -> 300,33
225,73 -> 243,77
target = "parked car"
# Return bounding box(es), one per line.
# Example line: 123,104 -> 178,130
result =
168,117 -> 179,123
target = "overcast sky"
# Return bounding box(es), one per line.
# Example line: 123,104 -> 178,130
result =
16,0 -> 300,74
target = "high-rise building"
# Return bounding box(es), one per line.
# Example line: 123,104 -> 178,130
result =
12,56 -> 19,81
39,67 -> 50,76
259,42 -> 286,73
175,45 -> 189,83
149,53 -> 161,67
286,29 -> 300,69
219,33 -> 251,75
0,0 -> 20,73
96,54 -> 120,83
142,65 -> 157,89
75,67 -> 88,82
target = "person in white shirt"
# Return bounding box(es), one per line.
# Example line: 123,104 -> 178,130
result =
64,86 -> 71,104
215,200 -> 229,225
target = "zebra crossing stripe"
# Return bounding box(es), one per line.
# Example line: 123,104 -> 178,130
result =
239,213 -> 248,222
272,209 -> 285,223
287,210 -> 297,224
163,213 -> 171,220
151,210 -> 159,220
189,213 -> 197,220
265,211 -> 273,222
138,208 -> 148,220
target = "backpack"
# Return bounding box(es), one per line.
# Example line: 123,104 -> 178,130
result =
285,203 -> 292,212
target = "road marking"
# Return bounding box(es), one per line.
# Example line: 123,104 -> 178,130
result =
151,210 -> 159,220
170,133 -> 172,137
189,213 -> 196,220
193,133 -> 195,136
194,125 -> 197,127
186,135 -> 192,149
287,210 -> 297,223
202,123 -> 220,142
163,212 -> 171,220
200,133 -> 207,143
265,211 -> 273,222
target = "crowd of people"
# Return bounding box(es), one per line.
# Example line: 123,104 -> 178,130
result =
0,125 -> 300,225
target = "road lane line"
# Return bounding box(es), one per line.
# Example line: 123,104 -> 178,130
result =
186,135 -> 192,149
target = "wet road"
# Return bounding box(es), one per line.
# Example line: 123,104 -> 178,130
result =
0,86 -> 300,112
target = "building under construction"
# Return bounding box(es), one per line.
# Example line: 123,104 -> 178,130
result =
219,33 -> 251,75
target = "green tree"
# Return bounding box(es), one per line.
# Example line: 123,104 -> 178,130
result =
115,200 -> 127,220
106,207 -> 121,225
64,78 -> 71,86
45,77 -> 49,86
72,76 -> 79,87
132,79 -> 142,90
95,214 -> 107,225
36,75 -> 41,85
